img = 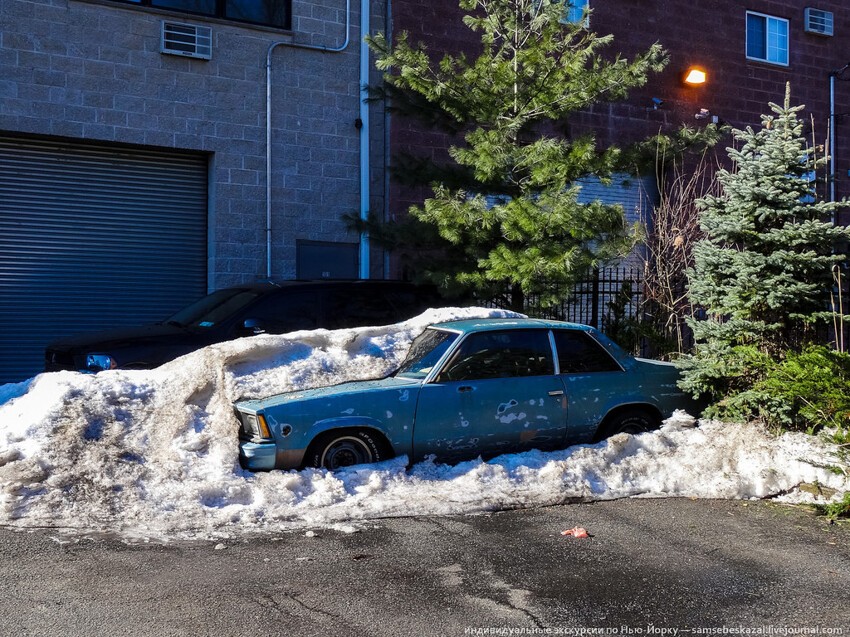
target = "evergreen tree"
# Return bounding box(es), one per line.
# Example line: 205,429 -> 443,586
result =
679,85 -> 849,406
365,0 -> 667,310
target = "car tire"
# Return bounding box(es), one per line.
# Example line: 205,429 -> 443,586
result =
306,430 -> 390,471
592,408 -> 660,443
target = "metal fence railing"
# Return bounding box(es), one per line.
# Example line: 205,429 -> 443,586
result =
522,267 -> 644,331
490,263 -> 850,357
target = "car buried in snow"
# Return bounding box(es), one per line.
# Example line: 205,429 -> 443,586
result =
234,318 -> 696,471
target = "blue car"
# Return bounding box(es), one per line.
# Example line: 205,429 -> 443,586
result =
234,318 -> 693,471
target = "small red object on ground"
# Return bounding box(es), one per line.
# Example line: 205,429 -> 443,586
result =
561,527 -> 589,538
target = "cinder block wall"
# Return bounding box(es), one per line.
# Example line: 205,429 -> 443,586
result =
0,0 -> 387,288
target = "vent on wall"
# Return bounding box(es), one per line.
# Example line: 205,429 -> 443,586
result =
161,22 -> 212,60
804,8 -> 834,36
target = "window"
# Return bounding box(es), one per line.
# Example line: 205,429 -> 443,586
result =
242,291 -> 319,333
439,330 -> 555,381
396,329 -> 458,379
106,0 -> 291,30
322,287 -> 396,329
553,330 -> 622,374
746,12 -> 789,66
563,0 -> 589,24
297,240 -> 358,280
166,288 -> 261,328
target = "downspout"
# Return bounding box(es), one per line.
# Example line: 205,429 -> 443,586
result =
383,0 -> 392,279
829,62 -> 850,221
830,69 -> 836,210
265,0 -> 352,279
359,0 -> 371,279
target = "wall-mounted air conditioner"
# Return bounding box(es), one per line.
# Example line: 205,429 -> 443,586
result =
804,8 -> 834,36
161,21 -> 212,60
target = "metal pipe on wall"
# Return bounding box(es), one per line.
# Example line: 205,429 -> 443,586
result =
383,0 -> 393,279
265,0 -> 353,280
829,62 -> 850,220
830,70 -> 836,207
359,0 -> 371,279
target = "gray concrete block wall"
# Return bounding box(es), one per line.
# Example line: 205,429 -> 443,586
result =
0,0 -> 386,288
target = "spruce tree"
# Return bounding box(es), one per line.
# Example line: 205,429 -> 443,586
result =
679,85 -> 849,405
366,0 -> 667,310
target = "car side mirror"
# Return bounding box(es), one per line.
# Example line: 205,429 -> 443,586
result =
242,318 -> 266,335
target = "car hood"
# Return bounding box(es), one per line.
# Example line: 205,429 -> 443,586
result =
236,376 -> 422,413
46,323 -> 206,353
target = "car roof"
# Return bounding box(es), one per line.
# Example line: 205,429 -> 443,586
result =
224,280 -> 432,292
431,318 -> 595,333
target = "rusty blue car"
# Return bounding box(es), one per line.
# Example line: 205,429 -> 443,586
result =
234,318 -> 693,471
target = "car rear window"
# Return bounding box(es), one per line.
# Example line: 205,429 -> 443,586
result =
553,330 -> 622,373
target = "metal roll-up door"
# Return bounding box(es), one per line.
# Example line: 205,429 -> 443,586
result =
0,136 -> 208,383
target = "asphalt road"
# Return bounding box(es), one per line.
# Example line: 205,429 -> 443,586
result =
0,498 -> 848,637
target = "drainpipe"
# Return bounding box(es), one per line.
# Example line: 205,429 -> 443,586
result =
265,0 -> 352,279
829,63 -> 850,221
359,0 -> 371,279
830,69 -> 837,210
383,0 -> 392,279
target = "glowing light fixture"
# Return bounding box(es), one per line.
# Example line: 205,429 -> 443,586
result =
684,67 -> 707,85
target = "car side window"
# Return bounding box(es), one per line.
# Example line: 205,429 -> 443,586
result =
553,329 -> 622,373
241,291 -> 320,333
322,288 -> 394,328
439,329 -> 554,382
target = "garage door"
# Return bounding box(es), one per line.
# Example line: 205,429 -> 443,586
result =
0,136 -> 208,383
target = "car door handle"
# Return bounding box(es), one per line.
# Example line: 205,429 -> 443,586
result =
458,386 -> 474,393
548,390 -> 565,396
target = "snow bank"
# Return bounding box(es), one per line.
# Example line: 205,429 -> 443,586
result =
0,308 -> 846,541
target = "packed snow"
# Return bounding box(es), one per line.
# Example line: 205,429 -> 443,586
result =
0,307 -> 847,542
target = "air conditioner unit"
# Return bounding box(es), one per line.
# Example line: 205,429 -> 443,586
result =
804,8 -> 834,36
161,21 -> 212,60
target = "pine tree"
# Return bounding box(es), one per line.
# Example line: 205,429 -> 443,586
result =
679,85 -> 849,405
365,0 -> 668,310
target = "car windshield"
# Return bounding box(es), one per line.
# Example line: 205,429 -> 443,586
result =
395,328 -> 458,379
165,288 -> 263,328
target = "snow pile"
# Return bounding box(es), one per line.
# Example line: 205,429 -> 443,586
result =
0,308 -> 847,541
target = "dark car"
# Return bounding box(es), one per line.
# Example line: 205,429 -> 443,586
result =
45,280 -> 445,373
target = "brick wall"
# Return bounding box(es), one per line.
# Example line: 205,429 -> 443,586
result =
389,0 -> 850,228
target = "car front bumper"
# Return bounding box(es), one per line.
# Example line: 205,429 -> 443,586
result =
239,441 -> 277,471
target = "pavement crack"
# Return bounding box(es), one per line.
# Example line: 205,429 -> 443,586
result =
507,601 -> 545,629
256,593 -> 297,618
282,590 -> 340,620
483,576 -> 546,629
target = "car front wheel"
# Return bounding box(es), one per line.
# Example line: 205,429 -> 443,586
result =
593,408 -> 660,443
306,430 -> 389,471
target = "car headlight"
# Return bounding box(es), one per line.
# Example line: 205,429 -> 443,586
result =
241,413 -> 272,440
85,354 -> 117,372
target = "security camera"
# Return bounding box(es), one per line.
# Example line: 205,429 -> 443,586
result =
695,108 -> 710,120
651,97 -> 664,109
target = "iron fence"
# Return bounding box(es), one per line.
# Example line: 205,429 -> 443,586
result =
519,267 -> 644,330
487,262 -> 850,357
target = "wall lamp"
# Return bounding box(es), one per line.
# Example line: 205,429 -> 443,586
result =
683,66 -> 707,86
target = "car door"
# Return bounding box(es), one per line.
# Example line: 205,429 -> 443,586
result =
551,329 -> 628,443
411,328 -> 567,463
